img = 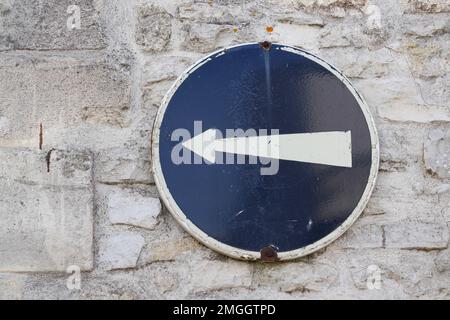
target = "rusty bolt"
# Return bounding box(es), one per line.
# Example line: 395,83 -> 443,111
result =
259,41 -> 272,51
260,245 -> 279,262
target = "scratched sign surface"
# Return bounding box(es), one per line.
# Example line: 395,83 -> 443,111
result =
152,43 -> 379,261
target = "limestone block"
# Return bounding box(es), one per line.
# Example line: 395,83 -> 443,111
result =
0,148 -> 94,272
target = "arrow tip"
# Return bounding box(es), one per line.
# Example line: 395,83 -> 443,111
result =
182,129 -> 217,163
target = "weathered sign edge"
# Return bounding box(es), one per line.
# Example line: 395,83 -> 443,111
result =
151,42 -> 380,261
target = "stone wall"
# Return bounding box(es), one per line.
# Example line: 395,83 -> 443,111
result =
0,0 -> 449,299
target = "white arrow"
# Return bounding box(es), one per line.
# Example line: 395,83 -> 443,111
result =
182,129 -> 352,168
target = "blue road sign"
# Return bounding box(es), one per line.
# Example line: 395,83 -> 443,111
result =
152,43 -> 379,261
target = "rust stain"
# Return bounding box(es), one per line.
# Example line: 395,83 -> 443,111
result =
45,148 -> 55,173
39,123 -> 43,150
260,245 -> 279,262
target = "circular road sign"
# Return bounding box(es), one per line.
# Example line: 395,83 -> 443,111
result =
152,42 -> 379,261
